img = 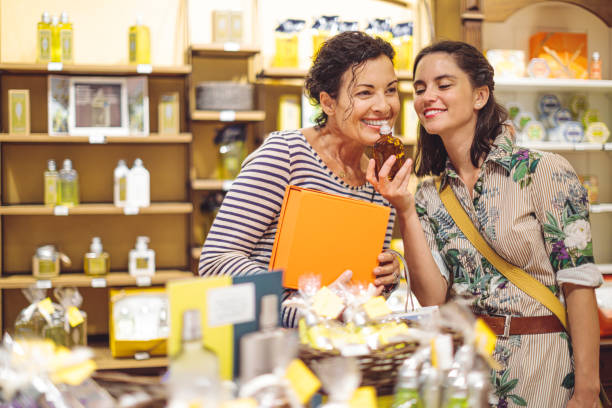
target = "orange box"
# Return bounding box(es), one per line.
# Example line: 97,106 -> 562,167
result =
529,32 -> 588,79
270,185 -> 391,289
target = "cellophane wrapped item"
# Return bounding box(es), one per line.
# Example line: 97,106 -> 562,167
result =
14,286 -> 69,347
54,286 -> 88,347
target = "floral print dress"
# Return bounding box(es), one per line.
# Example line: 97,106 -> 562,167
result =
414,125 -> 603,408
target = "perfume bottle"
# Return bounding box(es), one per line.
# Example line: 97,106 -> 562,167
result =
84,237 -> 110,276
37,12 -> 52,63
128,236 -> 155,277
168,309 -> 220,407
373,122 -> 405,180
59,11 -> 73,64
32,245 -> 71,279
590,51 -> 602,80
58,158 -> 79,207
44,159 -> 59,206
128,16 -> 151,65
113,159 -> 129,207
50,14 -> 61,63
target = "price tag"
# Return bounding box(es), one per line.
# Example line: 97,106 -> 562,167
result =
219,110 -> 236,122
88,133 -> 106,144
47,62 -> 63,71
284,359 -> 320,404
134,351 -> 151,360
223,42 -> 240,52
67,306 -> 85,327
136,276 -> 152,287
123,206 -> 139,215
91,278 -> 107,288
136,64 -> 153,74
222,180 -> 233,191
54,206 -> 69,216
36,279 -> 52,289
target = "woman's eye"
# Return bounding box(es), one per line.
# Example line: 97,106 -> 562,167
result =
414,88 -> 425,95
356,90 -> 371,96
386,87 -> 397,94
439,83 -> 451,89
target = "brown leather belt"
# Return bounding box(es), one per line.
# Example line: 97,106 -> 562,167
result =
478,314 -> 565,337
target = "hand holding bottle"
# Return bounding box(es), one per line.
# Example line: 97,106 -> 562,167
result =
366,154 -> 415,216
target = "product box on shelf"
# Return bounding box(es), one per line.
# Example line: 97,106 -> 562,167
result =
109,287 -> 168,358
529,32 -> 588,79
270,186 -> 391,289
485,49 -> 525,78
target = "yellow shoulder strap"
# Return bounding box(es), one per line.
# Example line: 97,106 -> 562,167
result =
435,180 -> 567,329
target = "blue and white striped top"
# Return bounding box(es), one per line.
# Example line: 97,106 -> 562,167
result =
198,129 -> 396,327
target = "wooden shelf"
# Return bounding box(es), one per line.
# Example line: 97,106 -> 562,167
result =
0,133 -> 192,143
191,44 -> 260,58
0,203 -> 193,215
592,204 -> 612,214
495,77 -> 612,93
0,270 -> 193,289
92,345 -> 168,370
0,62 -> 191,76
191,179 -> 233,191
191,110 -> 266,122
259,67 -> 413,82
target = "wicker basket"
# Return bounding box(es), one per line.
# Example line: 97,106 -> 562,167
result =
299,340 -> 420,396
195,81 -> 254,111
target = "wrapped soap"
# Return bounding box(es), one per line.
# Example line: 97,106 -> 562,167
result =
54,287 -> 87,346
585,122 -> 610,144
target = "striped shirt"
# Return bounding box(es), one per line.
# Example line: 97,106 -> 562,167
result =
415,125 -> 602,407
199,129 -> 396,327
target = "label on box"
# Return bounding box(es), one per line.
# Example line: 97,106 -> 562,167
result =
54,206 -> 69,216
223,42 -> 240,52
47,62 -> 63,71
136,276 -> 152,287
123,206 -> 139,215
207,282 -> 255,327
136,64 -> 153,74
91,278 -> 107,288
88,133 -> 106,144
36,279 -> 52,289
219,110 -> 236,122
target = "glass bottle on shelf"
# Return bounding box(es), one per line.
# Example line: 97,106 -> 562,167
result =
58,158 -> 79,207
59,11 -> 73,64
37,12 -> 52,63
83,236 -> 110,276
50,15 -> 61,63
44,159 -> 59,206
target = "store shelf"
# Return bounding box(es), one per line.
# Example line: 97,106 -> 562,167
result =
191,110 -> 266,122
258,67 -> 413,82
0,133 -> 192,143
517,141 -> 608,151
191,179 -> 233,191
191,44 -> 260,58
0,62 -> 191,76
591,204 -> 612,214
495,77 -> 612,93
92,345 -> 168,370
0,203 -> 193,215
0,270 -> 193,290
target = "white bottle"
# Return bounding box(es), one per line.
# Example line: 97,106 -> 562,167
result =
113,159 -> 129,207
128,236 -> 155,277
126,158 -> 150,207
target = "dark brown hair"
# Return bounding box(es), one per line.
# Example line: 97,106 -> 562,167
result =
304,31 -> 395,128
412,41 -> 508,177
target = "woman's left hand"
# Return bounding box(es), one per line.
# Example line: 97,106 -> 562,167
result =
566,387 -> 599,408
373,251 -> 400,295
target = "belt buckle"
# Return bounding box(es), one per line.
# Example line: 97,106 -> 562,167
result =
492,314 -> 512,338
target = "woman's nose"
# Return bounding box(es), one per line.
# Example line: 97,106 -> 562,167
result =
373,93 -> 391,113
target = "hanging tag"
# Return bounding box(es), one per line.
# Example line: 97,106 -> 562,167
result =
38,297 -> 55,315
67,306 -> 85,327
54,206 -> 69,216
136,276 -> 152,287
223,42 -> 240,52
312,286 -> 344,319
349,387 -> 377,408
284,359 -> 320,405
47,62 -> 63,71
219,110 -> 236,122
91,278 -> 107,288
36,279 -> 52,289
88,133 -> 106,144
136,64 -> 153,74
123,206 -> 139,215
363,296 -> 392,320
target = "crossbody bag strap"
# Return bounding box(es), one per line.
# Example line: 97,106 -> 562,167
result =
435,179 -> 567,329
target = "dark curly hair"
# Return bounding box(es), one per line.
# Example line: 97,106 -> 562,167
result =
304,31 -> 395,128
412,41 -> 508,177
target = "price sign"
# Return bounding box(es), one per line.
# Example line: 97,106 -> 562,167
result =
47,62 -> 63,71
136,64 -> 153,74
219,110 -> 236,122
54,206 -> 69,216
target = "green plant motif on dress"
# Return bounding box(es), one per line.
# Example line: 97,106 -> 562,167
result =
491,369 -> 527,407
495,137 -> 542,188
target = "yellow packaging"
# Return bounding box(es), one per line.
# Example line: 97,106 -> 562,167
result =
109,288 -> 167,357
394,36 -> 414,72
277,94 -> 301,131
229,11 -> 243,43
273,33 -> 299,68
37,12 -> 52,63
212,10 -> 231,43
8,89 -> 30,135
128,19 -> 151,65
158,92 -> 180,134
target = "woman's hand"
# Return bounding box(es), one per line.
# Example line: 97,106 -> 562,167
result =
366,155 -> 415,214
566,387 -> 599,408
374,250 -> 399,290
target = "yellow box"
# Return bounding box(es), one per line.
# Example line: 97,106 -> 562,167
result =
529,32 -> 588,79
212,10 -> 231,43
158,92 -> 180,135
229,11 -> 243,43
109,287 -> 168,358
9,89 -> 30,135
277,94 -> 301,131
273,34 -> 299,68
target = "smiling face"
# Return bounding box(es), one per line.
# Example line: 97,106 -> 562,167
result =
321,55 -> 400,146
413,52 -> 488,141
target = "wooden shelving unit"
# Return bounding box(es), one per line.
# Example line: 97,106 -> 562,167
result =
0,133 -> 192,143
191,179 -> 233,191
190,44 -> 260,58
92,345 -> 169,370
0,203 -> 193,215
0,62 -> 191,76
0,270 -> 193,289
191,110 -> 266,122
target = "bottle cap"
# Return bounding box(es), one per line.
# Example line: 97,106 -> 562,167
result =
593,51 -> 600,60
259,294 -> 278,330
60,11 -> 69,23
42,12 -> 50,23
379,122 -> 392,135
47,159 -> 57,171
135,15 -> 143,26
90,237 -> 103,253
52,15 -> 59,25
133,158 -> 143,167
117,159 -> 127,167
63,158 -> 73,170
182,309 -> 202,342
136,236 -> 150,249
